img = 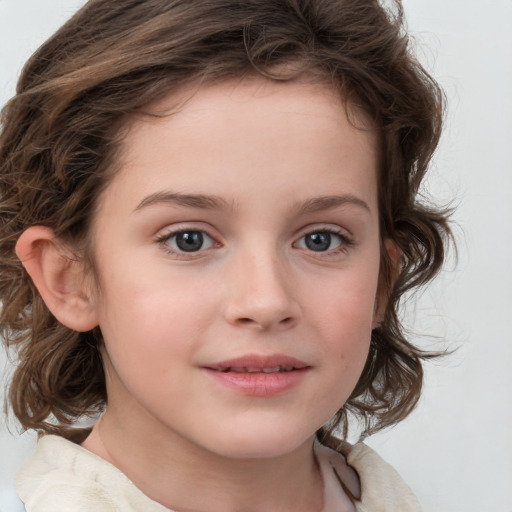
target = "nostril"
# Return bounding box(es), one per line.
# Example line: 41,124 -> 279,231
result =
235,316 -> 294,328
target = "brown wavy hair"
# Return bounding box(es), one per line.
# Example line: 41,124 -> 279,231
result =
0,0 -> 452,442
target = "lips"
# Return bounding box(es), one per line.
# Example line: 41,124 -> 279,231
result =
219,366 -> 296,373
203,354 -> 310,396
205,354 -> 309,372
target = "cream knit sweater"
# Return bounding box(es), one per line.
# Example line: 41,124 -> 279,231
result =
16,435 -> 421,512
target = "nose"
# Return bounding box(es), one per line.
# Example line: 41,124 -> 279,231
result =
223,246 -> 300,331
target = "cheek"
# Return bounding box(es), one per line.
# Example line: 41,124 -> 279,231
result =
306,298 -> 373,423
95,264 -> 221,368
97,287 -> 194,401
309,272 -> 377,379
313,272 -> 378,335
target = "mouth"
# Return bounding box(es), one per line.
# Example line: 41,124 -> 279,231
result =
203,354 -> 310,396
204,354 -> 310,373
214,365 -> 301,374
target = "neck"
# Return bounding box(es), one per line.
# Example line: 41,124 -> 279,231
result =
82,408 -> 323,512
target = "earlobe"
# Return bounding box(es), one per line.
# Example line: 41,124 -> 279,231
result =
15,226 -> 99,332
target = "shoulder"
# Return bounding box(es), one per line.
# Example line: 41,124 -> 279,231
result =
15,435 -> 170,512
318,439 -> 422,511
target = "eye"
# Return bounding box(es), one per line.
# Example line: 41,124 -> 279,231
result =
162,230 -> 216,253
295,229 -> 352,253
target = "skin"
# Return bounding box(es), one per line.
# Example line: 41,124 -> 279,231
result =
22,77 -> 386,511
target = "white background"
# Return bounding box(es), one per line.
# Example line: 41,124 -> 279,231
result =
0,1 -> 511,511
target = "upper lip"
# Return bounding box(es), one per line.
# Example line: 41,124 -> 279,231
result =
204,354 -> 310,373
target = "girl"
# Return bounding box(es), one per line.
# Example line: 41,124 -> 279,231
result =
0,0 -> 451,510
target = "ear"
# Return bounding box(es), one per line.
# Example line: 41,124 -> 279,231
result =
15,226 -> 99,332
372,239 -> 402,329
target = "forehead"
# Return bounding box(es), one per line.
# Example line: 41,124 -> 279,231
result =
99,76 -> 379,217
122,76 -> 377,151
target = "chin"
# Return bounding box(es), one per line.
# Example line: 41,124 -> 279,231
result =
203,425 -> 315,460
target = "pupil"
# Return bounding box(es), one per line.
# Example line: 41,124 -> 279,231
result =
305,232 -> 331,252
176,232 -> 203,252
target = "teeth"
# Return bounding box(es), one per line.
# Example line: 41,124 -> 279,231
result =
228,367 -> 247,373
219,366 -> 295,373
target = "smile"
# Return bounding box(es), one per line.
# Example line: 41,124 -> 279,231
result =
203,354 -> 310,396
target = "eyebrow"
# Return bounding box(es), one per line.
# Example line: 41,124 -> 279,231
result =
297,195 -> 371,215
133,191 -> 370,215
134,191 -> 233,212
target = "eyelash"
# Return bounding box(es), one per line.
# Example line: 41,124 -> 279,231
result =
294,227 -> 354,256
155,226 -> 354,258
155,228 -> 218,258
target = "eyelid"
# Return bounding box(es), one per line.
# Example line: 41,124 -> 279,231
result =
295,223 -> 353,240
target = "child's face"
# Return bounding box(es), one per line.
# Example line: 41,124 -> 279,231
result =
88,77 -> 382,459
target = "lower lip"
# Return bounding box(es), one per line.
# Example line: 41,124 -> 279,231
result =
203,368 -> 309,396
